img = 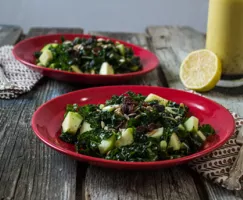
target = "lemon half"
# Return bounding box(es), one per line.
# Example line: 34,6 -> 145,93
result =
180,49 -> 222,92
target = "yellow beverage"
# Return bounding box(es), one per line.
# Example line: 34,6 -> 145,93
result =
206,0 -> 243,76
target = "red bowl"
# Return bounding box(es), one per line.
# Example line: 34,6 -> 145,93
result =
31,86 -> 235,170
12,34 -> 159,84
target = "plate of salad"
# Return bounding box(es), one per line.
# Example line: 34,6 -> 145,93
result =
31,86 -> 235,169
12,34 -> 159,84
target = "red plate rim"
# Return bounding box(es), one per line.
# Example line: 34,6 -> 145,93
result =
12,33 -> 159,78
31,85 -> 235,167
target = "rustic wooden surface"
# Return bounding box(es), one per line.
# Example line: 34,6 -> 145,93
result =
1,25 -> 242,200
146,25 -> 243,200
0,25 -> 23,46
85,166 -> 203,200
0,27 -> 83,200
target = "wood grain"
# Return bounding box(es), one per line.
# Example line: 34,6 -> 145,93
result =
0,28 -> 84,200
85,166 -> 201,200
84,31 -> 201,200
0,25 -> 23,46
27,27 -> 84,36
147,25 -> 243,200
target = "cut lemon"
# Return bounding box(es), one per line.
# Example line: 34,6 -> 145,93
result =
180,49 -> 222,92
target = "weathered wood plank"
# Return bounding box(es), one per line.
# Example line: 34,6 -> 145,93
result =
204,179 -> 243,200
147,25 -> 243,200
0,25 -> 23,46
85,166 -> 201,200
84,31 -> 201,200
0,28 -> 84,200
146,26 -> 205,88
27,27 -> 84,36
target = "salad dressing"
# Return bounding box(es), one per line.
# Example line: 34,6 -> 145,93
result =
206,0 -> 243,76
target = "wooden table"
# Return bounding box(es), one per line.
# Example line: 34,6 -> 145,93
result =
0,25 -> 243,200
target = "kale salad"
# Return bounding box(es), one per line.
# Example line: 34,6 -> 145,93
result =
34,36 -> 142,74
60,92 -> 216,162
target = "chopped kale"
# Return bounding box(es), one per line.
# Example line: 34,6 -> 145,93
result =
199,124 -> 216,137
59,92 -> 216,162
60,132 -> 77,144
35,36 -> 143,74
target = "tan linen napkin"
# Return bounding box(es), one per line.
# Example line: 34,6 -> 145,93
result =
0,45 -> 42,99
186,90 -> 243,189
189,113 -> 242,187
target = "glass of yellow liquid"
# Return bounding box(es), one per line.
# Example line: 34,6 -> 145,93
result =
206,0 -> 243,80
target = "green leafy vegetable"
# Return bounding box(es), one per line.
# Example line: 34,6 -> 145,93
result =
59,91 -> 216,162
199,124 -> 216,137
35,36 -> 143,74
60,132 -> 77,144
105,94 -> 124,105
106,141 -> 159,161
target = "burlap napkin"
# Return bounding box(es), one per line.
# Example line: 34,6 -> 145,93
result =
187,90 -> 243,190
0,45 -> 42,99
